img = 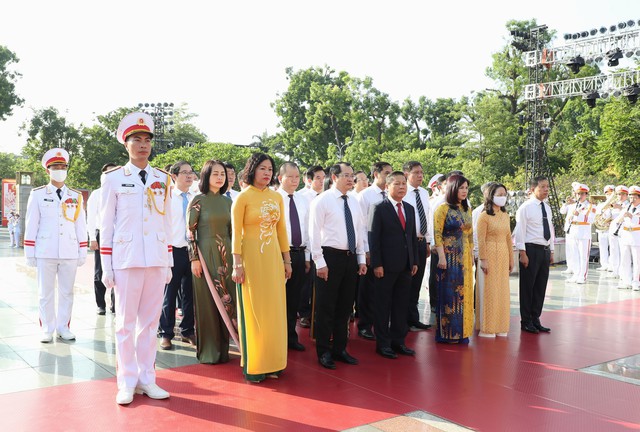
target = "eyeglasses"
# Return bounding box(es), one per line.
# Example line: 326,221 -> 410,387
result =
338,173 -> 355,179
179,170 -> 196,176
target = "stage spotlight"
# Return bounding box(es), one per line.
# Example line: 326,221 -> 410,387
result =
606,48 -> 623,66
599,26 -> 607,34
567,55 -> 585,74
628,20 -> 636,27
623,84 -> 640,104
582,91 -> 600,108
564,33 -> 571,40
618,22 -> 627,30
572,33 -> 580,39
610,25 -> 617,32
138,103 -> 143,107
590,29 -> 598,36
626,51 -> 634,58
580,31 -> 589,38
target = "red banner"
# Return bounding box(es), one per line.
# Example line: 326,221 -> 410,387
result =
2,180 -> 16,227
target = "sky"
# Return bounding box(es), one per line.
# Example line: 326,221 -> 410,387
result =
1,0 -> 639,155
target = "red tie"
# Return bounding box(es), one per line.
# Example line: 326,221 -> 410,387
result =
397,202 -> 406,230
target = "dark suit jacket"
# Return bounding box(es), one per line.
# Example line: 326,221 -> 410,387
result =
368,198 -> 419,273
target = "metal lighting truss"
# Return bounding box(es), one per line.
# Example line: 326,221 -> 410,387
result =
518,25 -> 564,234
524,69 -> 640,100
523,28 -> 640,67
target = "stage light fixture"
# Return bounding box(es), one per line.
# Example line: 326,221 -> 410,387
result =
626,50 -> 634,58
623,84 -> 640,103
628,20 -> 636,27
590,29 -> 598,36
567,55 -> 585,74
572,33 -> 580,40
564,33 -> 571,40
582,91 -> 600,108
599,26 -> 607,34
618,22 -> 627,30
606,48 -> 623,66
610,25 -> 617,32
580,31 -> 589,38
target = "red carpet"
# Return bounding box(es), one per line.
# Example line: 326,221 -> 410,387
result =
3,299 -> 640,431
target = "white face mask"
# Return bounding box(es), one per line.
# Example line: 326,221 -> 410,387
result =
50,170 -> 67,183
493,196 -> 508,207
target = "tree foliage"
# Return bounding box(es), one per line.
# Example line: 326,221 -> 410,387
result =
0,46 -> 24,121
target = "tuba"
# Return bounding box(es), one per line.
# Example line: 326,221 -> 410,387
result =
594,193 -> 617,231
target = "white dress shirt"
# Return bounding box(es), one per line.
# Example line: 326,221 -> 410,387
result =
357,184 -> 386,252
429,195 -> 446,249
514,197 -> 555,252
225,189 -> 239,201
277,188 -> 311,260
300,186 -> 321,205
309,187 -> 366,269
86,188 -> 101,241
404,184 -> 432,242
472,205 -> 485,258
170,186 -> 194,248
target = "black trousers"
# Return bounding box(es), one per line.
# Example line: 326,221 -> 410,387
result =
407,239 -> 428,324
519,243 -> 551,325
428,247 -> 439,308
374,269 -> 412,349
356,265 -> 375,332
93,230 -> 114,310
159,247 -> 194,338
298,260 -> 315,318
286,249 -> 306,344
315,248 -> 357,357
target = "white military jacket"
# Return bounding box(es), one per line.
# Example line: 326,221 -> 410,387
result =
24,184 -> 88,259
618,203 -> 640,246
99,162 -> 174,271
567,200 -> 596,240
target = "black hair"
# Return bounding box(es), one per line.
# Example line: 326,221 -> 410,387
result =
199,160 -> 228,195
101,163 -> 117,173
242,152 -> 276,187
223,161 -> 235,171
329,162 -> 353,178
484,183 -> 508,216
370,161 -> 392,177
530,176 -> 548,189
306,165 -> 325,181
445,174 -> 470,212
170,161 -> 192,176
402,161 -> 422,173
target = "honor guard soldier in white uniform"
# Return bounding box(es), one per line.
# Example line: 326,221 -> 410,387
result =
616,185 -> 640,290
100,113 -> 174,405
607,185 -> 629,277
24,148 -> 88,343
566,184 -> 596,284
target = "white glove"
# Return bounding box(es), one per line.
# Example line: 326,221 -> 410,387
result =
77,257 -> 86,267
102,270 -> 115,289
165,267 -> 173,284
26,257 -> 37,267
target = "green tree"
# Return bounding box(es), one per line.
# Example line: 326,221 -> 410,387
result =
273,65 -> 354,166
0,152 -> 21,180
22,107 -> 82,162
151,142 -> 259,176
0,46 -> 24,121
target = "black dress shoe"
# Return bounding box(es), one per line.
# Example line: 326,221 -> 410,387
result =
358,329 -> 376,340
408,321 -> 431,331
333,350 -> 359,365
391,344 -> 416,356
376,347 -> 398,359
521,323 -> 539,334
97,307 -> 106,316
288,341 -> 306,351
318,352 -> 336,369
534,323 -> 551,332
